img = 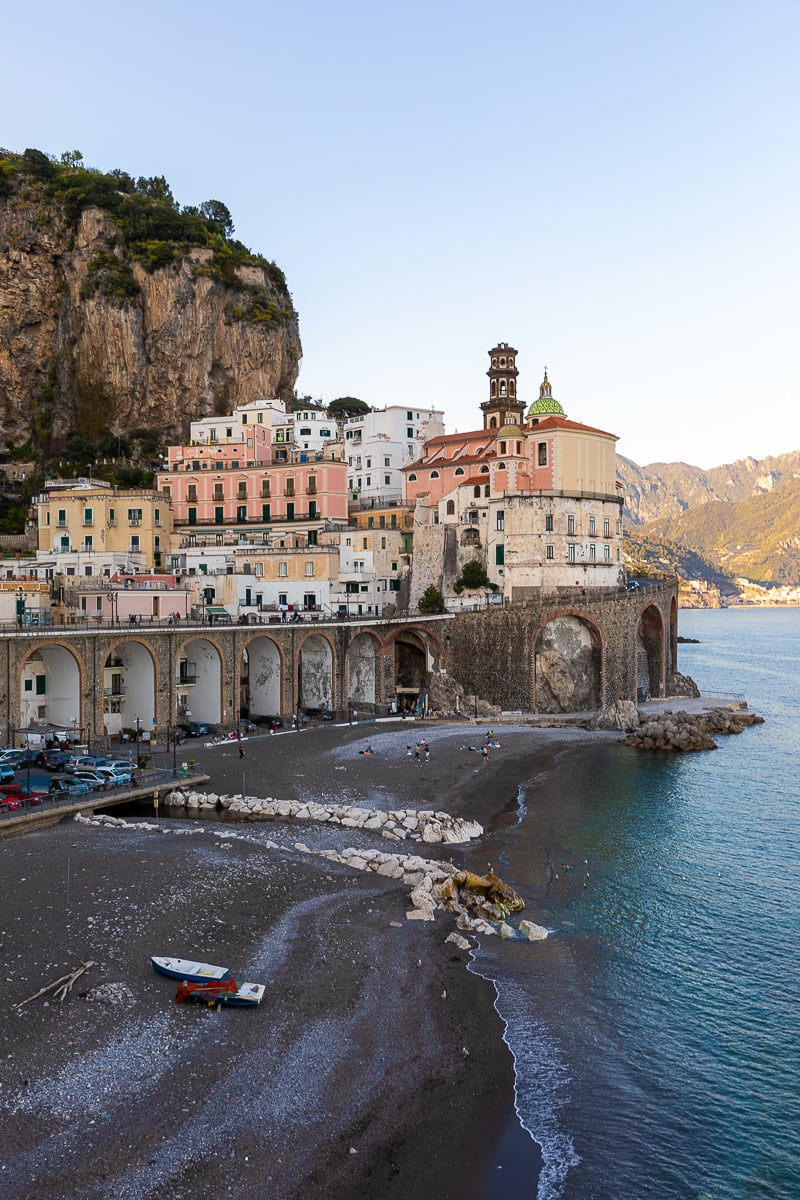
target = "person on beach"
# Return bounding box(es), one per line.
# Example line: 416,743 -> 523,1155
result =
425,746 -> 430,763
481,745 -> 489,763
359,745 -> 374,756
406,744 -> 412,757
414,744 -> 420,762
238,740 -> 246,758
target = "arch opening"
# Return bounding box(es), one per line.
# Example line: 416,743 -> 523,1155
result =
534,616 -> 602,712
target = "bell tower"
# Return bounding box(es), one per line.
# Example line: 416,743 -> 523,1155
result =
481,342 -> 526,431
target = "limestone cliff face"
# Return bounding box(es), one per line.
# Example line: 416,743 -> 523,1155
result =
0,195 -> 301,447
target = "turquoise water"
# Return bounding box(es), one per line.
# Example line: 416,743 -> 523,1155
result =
470,608 -> 800,1200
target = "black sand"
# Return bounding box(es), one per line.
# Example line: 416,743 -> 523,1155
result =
0,720 -> 614,1199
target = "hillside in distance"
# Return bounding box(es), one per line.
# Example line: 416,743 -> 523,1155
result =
619,451 -> 800,526
619,451 -> 800,587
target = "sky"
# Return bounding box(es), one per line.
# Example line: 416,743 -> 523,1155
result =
2,0 -> 799,469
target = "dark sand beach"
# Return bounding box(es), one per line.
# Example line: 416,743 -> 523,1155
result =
0,720 -> 615,1199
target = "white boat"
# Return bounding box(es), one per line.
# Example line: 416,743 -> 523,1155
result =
176,979 -> 266,1007
151,956 -> 229,982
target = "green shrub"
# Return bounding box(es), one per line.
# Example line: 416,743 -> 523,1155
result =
418,585 -> 445,614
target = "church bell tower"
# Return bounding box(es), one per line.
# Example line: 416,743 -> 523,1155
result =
481,342 -> 526,431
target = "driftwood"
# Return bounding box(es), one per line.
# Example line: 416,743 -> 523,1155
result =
12,961 -> 96,1009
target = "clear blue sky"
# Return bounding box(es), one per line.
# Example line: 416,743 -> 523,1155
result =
3,0 -> 799,469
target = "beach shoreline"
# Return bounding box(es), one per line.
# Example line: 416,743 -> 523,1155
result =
0,721 -> 618,1199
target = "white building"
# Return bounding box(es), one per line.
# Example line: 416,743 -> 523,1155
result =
344,405 -> 445,504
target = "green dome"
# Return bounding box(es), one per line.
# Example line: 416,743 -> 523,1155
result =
527,368 -> 564,417
527,395 -> 564,417
498,421 -> 522,437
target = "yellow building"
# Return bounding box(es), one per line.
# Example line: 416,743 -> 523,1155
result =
36,481 -> 173,571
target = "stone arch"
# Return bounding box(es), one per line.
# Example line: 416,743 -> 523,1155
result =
533,612 -> 604,712
298,632 -> 335,712
347,631 -> 381,708
384,625 -> 445,713
636,604 -> 666,701
101,637 -> 159,737
17,642 -> 82,738
175,635 -> 224,725
242,634 -> 284,720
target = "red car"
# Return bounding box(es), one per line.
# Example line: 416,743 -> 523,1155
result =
0,784 -> 43,808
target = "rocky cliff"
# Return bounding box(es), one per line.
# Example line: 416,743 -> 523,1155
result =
0,150 -> 301,450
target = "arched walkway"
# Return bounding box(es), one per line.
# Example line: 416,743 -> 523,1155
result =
298,634 -> 334,712
177,637 -> 223,725
243,635 -> 283,720
18,644 -> 82,736
102,640 -> 157,737
636,605 -> 666,701
348,632 -> 379,707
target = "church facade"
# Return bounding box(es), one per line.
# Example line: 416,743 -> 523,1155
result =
405,344 -> 625,607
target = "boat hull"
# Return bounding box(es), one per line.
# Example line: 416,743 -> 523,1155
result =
151,956 -> 229,983
176,979 -> 265,1007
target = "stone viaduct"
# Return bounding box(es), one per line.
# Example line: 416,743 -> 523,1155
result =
0,581 -> 679,743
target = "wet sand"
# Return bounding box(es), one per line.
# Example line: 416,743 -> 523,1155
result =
0,719 -> 618,1199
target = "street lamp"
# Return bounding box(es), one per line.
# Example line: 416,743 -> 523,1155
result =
16,586 -> 24,628
135,715 -> 141,767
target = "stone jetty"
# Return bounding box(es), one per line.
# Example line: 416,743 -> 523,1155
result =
623,706 -> 764,752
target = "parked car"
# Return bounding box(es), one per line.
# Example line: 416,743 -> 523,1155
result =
105,759 -> 138,773
66,755 -> 110,774
253,715 -> 283,729
48,775 -> 92,797
72,770 -> 114,790
5,750 -> 40,771
0,784 -> 44,807
98,766 -> 134,787
0,764 -> 15,784
0,749 -> 27,766
38,750 -> 73,772
240,720 -> 257,733
177,722 -> 210,737
0,795 -> 24,812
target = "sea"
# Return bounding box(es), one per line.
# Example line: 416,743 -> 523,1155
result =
468,607 -> 800,1200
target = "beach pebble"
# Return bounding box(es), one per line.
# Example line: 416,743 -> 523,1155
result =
519,919 -> 549,941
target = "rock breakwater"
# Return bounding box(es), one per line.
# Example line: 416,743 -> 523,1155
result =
623,706 -> 764,752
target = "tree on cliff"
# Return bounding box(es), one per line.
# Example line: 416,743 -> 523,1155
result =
327,397 -> 370,418
199,199 -> 235,238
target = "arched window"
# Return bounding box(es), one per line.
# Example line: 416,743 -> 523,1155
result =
430,470 -> 440,479
496,462 -> 506,471
408,473 -> 417,481
489,415 -> 497,428
472,485 -> 480,498
509,380 -> 515,396
454,467 -> 464,477
484,485 -> 490,497
499,381 -> 507,397
499,441 -> 506,455
480,465 -> 489,474
446,499 -> 455,515
491,381 -> 497,397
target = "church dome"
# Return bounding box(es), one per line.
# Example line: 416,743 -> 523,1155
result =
498,421 -> 522,437
526,368 -> 565,418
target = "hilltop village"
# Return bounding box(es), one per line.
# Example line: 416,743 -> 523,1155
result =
0,344 -> 680,739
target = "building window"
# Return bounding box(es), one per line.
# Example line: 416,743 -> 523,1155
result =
57,509 -> 66,527
214,483 -> 224,501
188,507 -> 197,524
108,507 -> 116,525
408,473 -> 417,482
567,514 -> 575,535
538,442 -> 547,466
446,499 -> 455,515
285,478 -> 295,497
407,428 -> 414,438
286,502 -> 295,520
496,510 -> 505,531
455,468 -> 464,477
261,479 -> 271,498
262,503 -> 271,522
590,543 -> 596,561
214,506 -> 224,524
546,544 -> 554,560
363,537 -> 369,549
589,515 -> 596,536
237,505 -> 247,522
305,561 -> 314,577
278,562 -> 288,577
604,517 -> 610,537
307,475 -> 317,494
238,481 -> 247,499
131,535 -> 140,551
495,544 -> 504,565
430,471 -> 439,479
545,514 -> 554,532
568,543 -> 577,564
604,544 -> 611,561
187,484 -> 197,502
496,462 -> 506,471
407,411 -> 412,420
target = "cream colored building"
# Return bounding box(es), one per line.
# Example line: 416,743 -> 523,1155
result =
35,480 -> 173,571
